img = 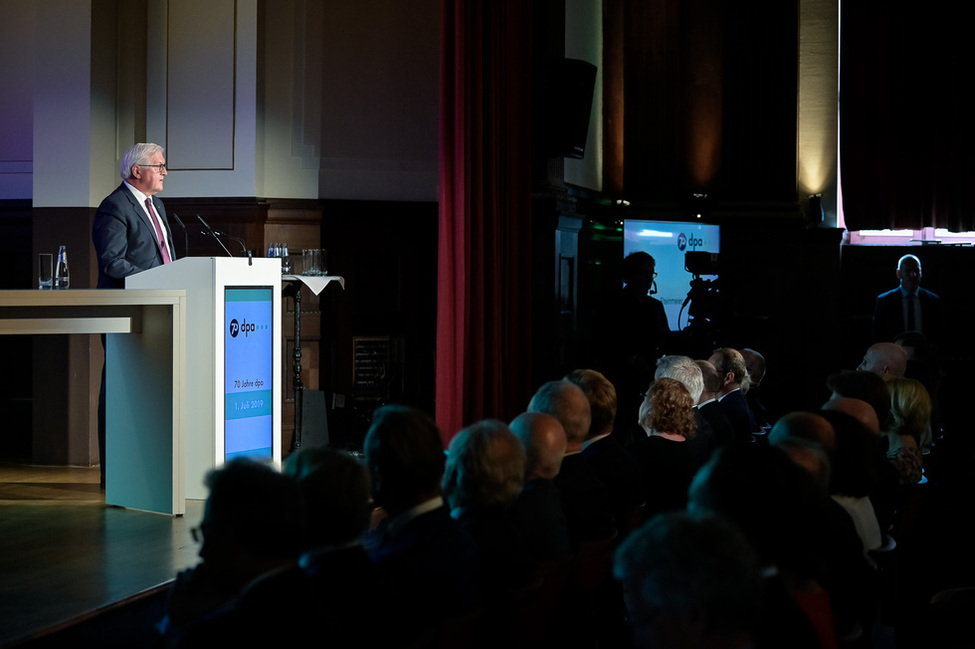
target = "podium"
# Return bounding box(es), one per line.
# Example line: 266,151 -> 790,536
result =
123,257 -> 283,508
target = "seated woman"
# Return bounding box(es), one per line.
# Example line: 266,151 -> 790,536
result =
882,376 -> 930,486
627,377 -> 700,521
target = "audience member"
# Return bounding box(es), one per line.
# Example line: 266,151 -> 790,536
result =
882,376 -> 930,486
564,368 -> 645,536
857,342 -> 908,379
161,459 -> 320,648
696,359 -> 736,447
655,355 -> 716,465
687,444 -> 831,649
708,347 -> 758,443
442,419 -> 538,603
769,411 -> 838,467
894,330 -> 945,444
628,378 -> 700,521
742,347 -> 773,431
816,405 -> 886,557
363,405 -> 481,618
528,380 -> 615,545
285,447 -> 411,646
508,412 -> 572,562
614,512 -> 764,649
771,419 -> 881,644
826,370 -> 891,432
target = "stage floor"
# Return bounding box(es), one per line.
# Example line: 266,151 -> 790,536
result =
0,464 -> 203,647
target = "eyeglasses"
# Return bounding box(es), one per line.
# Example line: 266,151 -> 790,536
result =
139,163 -> 167,171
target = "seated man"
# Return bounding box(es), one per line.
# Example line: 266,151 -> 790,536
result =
442,420 -> 538,608
741,348 -> 772,431
364,404 -> 481,618
614,511 -> 764,649
508,411 -> 572,562
285,447 -> 414,646
528,380 -> 615,545
695,359 -> 736,448
707,347 -> 757,443
858,342 -> 908,379
564,368 -> 645,536
161,459 -> 323,647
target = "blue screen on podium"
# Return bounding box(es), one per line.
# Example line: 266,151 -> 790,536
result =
224,286 -> 274,461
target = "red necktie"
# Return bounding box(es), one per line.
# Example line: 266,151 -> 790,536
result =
146,198 -> 172,264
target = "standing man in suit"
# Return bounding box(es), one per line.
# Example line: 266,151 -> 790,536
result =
92,143 -> 175,487
93,142 -> 175,287
872,254 -> 942,343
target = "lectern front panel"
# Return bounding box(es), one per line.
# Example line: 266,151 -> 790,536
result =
224,286 -> 274,461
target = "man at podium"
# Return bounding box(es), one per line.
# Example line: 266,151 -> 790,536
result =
92,142 -> 175,487
93,142 -> 175,286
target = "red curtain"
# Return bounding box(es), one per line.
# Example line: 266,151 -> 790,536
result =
840,3 -> 975,232
436,0 -> 535,444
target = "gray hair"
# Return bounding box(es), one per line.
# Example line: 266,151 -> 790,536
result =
442,419 -> 525,510
655,355 -> 704,403
120,142 -> 164,180
527,380 -> 592,445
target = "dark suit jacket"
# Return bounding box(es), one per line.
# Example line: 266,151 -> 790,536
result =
581,435 -> 645,518
92,182 -> 175,288
872,286 -> 942,343
453,505 -> 539,602
169,565 -> 331,649
552,454 -> 615,546
717,389 -> 756,444
302,544 -> 419,646
509,478 -> 572,562
698,400 -> 735,448
367,504 -> 481,617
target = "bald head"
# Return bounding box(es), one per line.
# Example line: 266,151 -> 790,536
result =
822,396 -> 881,436
858,342 -> 907,378
695,360 -> 721,403
527,380 -> 592,451
741,349 -> 766,386
769,411 -> 837,457
510,412 -> 567,480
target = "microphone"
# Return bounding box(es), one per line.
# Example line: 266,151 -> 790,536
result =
171,213 -> 189,259
196,214 -> 234,258
196,215 -> 252,265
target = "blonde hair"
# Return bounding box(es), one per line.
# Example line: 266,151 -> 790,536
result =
885,376 -> 931,443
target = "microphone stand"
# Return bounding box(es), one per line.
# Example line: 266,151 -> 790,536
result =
171,213 -> 190,259
196,214 -> 234,258
195,215 -> 251,265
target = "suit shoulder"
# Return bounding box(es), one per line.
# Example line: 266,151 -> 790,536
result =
96,184 -> 133,211
876,288 -> 901,301
919,287 -> 942,301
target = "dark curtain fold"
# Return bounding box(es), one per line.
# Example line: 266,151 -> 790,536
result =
436,0 -> 534,443
840,3 -> 975,232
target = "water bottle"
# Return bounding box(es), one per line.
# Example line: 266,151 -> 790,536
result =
54,245 -> 70,289
281,242 -> 291,274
